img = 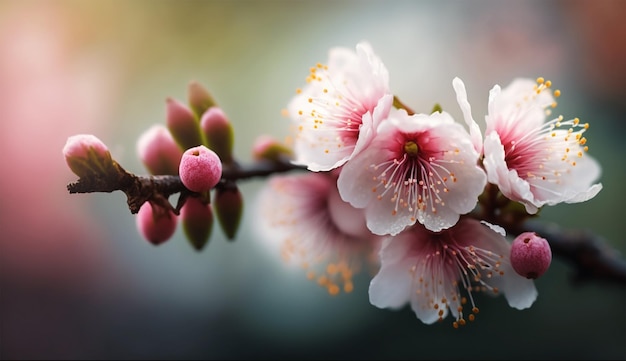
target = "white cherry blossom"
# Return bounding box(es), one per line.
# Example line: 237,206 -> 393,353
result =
483,77 -> 603,214
256,172 -> 381,295
337,107 -> 486,235
369,218 -> 537,327
287,41 -> 393,171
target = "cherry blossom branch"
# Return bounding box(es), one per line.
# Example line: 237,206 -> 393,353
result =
66,156 -> 625,287
66,157 -> 306,215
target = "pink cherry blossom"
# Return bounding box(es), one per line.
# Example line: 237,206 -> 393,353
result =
369,218 -> 537,327
483,77 -> 603,214
256,172 -> 381,295
287,41 -> 393,171
337,108 -> 486,235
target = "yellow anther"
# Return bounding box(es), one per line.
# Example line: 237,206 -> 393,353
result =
536,77 -> 545,84
554,89 -> 561,97
545,80 -> 552,87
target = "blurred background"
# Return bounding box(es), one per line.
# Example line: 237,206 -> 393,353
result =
0,0 -> 624,359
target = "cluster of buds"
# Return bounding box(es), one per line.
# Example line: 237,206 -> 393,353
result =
135,81 -> 244,250
64,82 -> 245,251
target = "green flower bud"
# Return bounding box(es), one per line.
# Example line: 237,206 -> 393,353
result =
252,135 -> 293,162
188,81 -> 217,119
166,97 -> 204,151
214,183 -> 243,240
200,106 -> 235,165
181,196 -> 214,251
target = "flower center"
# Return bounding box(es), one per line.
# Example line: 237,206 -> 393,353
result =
404,140 -> 419,157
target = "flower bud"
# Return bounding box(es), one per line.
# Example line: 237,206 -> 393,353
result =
252,135 -> 293,162
181,196 -> 214,251
63,134 -> 114,178
510,232 -> 552,279
188,81 -> 217,119
200,106 -> 234,165
137,125 -> 183,175
166,97 -> 204,150
136,201 -> 178,246
179,145 -> 223,193
214,184 -> 243,240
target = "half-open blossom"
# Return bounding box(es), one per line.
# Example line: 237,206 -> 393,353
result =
483,77 -> 603,214
287,41 -> 393,171
256,172 -> 381,295
337,108 -> 486,235
369,218 -> 537,327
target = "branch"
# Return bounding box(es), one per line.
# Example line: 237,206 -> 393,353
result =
67,158 -> 306,214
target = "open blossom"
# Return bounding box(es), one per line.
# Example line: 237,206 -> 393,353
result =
256,172 -> 381,295
483,77 -> 603,214
369,218 -> 537,327
287,41 -> 393,171
337,107 -> 486,235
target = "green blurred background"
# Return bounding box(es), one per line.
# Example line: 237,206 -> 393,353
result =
0,0 -> 624,359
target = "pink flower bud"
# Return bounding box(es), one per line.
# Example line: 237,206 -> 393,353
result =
188,81 -> 216,118
510,232 -> 552,279
166,97 -> 204,150
63,134 -> 113,177
136,201 -> 178,246
200,106 -> 234,165
181,197 -> 214,251
179,145 -> 222,193
252,134 -> 293,162
137,125 -> 184,175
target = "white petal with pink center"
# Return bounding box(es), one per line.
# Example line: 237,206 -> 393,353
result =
337,108 -> 486,235
483,77 -> 603,214
287,41 -> 393,171
255,172 -> 381,295
369,218 -> 537,327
